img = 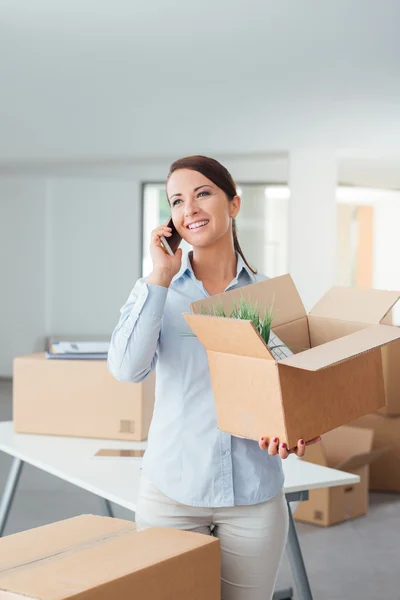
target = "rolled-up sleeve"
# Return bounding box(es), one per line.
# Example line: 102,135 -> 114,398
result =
108,278 -> 168,383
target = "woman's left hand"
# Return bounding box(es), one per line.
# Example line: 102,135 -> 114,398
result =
258,436 -> 322,459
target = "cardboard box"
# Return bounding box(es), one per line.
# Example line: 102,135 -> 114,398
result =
183,274 -> 400,448
293,426 -> 385,526
13,354 -> 155,440
350,412 -> 400,493
0,514 -> 221,600
311,286 -> 400,416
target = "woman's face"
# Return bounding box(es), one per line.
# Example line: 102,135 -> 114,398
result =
166,168 -> 240,249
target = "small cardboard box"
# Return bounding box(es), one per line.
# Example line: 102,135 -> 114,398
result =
183,274 -> 400,448
310,286 -> 400,416
13,354 -> 155,440
293,426 -> 385,526
350,412 -> 400,493
0,515 -> 221,600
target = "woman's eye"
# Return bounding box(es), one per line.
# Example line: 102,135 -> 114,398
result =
172,198 -> 182,207
197,190 -> 210,198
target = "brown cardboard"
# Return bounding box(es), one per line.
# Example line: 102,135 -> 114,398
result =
184,275 -> 400,448
13,354 -> 155,441
0,515 -> 220,600
311,287 -> 400,415
293,426 -> 382,526
350,412 -> 400,493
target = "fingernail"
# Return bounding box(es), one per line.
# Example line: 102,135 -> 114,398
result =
273,437 -> 278,443
261,437 -> 265,442
281,443 -> 287,449
299,439 -> 305,445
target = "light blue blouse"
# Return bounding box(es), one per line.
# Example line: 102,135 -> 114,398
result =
108,251 -> 284,507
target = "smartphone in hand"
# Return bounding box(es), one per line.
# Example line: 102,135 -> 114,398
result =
160,216 -> 182,255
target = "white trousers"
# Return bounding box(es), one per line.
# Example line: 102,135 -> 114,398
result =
135,473 -> 289,600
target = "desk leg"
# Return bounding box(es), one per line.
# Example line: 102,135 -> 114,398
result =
285,497 -> 313,600
0,457 -> 24,537
101,498 -> 115,518
272,588 -> 294,600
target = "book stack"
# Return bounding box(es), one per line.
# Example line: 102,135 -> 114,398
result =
46,340 -> 109,360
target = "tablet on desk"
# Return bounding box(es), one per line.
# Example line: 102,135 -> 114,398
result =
92,449 -> 145,459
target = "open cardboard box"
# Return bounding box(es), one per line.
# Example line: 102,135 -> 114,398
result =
293,425 -> 387,526
183,274 -> 400,448
0,515 -> 220,600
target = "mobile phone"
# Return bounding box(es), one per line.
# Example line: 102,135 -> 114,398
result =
160,216 -> 182,255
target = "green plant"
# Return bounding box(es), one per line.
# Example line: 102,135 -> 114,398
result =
206,297 -> 274,344
182,295 -> 275,345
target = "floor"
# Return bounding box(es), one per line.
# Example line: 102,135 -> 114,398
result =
1,378 -> 399,599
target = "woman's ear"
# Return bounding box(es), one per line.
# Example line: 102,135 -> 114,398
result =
230,195 -> 241,218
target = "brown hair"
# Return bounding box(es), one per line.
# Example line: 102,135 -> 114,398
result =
167,155 -> 257,274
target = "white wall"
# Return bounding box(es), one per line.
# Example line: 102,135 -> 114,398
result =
289,150 -> 337,310
0,178 -> 47,375
0,176 -> 142,376
374,199 -> 400,293
48,178 -> 141,336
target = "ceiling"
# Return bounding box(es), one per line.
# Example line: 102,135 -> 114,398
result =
1,0 -> 400,162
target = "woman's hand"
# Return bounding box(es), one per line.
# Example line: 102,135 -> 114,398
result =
258,436 -> 322,459
147,224 -> 183,287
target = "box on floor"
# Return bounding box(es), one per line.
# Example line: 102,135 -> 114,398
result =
0,515 -> 221,600
293,426 -> 386,526
350,412 -> 400,493
13,354 -> 155,440
183,274 -> 400,448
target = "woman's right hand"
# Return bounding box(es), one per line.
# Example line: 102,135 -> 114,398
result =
147,224 -> 183,288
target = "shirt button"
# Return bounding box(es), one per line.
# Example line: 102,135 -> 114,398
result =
225,450 -> 231,456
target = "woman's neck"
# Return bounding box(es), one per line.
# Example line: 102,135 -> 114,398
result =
190,238 -> 237,286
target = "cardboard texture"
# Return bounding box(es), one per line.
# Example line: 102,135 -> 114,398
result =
293,426 -> 384,526
184,275 -> 400,448
311,287 -> 400,416
350,413 -> 400,493
13,354 -> 155,440
0,515 -> 221,600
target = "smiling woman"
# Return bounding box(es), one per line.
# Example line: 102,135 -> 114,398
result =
110,155 -> 313,600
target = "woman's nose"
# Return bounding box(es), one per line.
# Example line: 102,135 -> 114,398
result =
184,201 -> 199,217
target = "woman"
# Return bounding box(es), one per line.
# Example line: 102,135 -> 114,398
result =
108,155 -> 320,600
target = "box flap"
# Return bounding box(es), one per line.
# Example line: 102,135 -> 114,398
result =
278,324 -> 400,371
320,426 -> 374,466
189,274 -> 306,328
183,314 -> 274,359
309,286 -> 400,325
335,446 -> 389,472
299,442 -> 329,467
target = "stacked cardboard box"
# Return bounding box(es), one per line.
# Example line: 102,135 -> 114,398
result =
13,354 -> 155,441
313,287 -> 400,494
184,275 -> 400,448
0,515 -> 220,599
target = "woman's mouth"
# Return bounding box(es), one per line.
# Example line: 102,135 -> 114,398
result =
187,220 -> 209,231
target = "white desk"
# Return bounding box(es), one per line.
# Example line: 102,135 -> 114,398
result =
0,422 -> 359,600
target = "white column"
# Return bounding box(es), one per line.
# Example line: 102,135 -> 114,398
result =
288,149 -> 337,311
